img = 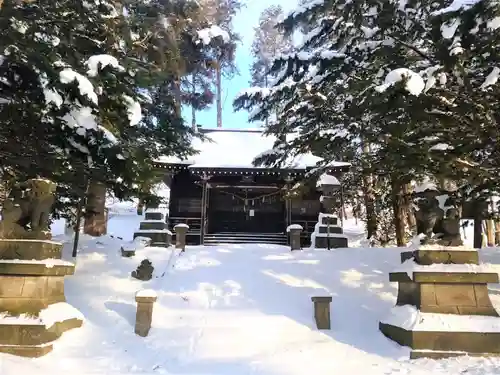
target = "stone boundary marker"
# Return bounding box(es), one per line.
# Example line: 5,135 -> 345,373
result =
135,289 -> 157,337
174,224 -> 189,251
311,296 -> 332,330
287,224 -> 303,251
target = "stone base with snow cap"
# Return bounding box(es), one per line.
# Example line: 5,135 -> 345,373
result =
0,302 -> 83,357
380,244 -> 500,358
133,229 -> 172,247
380,305 -> 500,359
0,239 -> 83,357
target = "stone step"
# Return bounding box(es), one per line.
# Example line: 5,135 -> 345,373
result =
204,233 -> 287,245
0,239 -> 63,261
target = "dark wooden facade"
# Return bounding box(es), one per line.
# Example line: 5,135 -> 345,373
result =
155,162 -> 349,246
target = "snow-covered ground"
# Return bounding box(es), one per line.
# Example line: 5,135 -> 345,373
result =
2,214 -> 500,374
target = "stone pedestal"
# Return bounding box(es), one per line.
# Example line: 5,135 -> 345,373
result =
174,224 -> 189,251
134,211 -> 171,247
380,245 -> 500,358
312,213 -> 348,249
287,224 -> 302,251
135,290 -> 157,337
311,296 -> 332,329
0,239 -> 83,357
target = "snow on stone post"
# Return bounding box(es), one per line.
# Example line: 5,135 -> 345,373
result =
174,223 -> 189,251
135,289 -> 157,337
287,224 -> 303,251
311,296 -> 332,330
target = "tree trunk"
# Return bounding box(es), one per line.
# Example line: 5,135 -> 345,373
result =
216,60 -> 222,128
391,178 -> 406,247
486,219 -> 495,247
83,181 -> 107,236
495,220 -> 500,245
473,212 -> 483,249
191,75 -> 197,130
361,142 -> 376,239
402,183 -> 416,234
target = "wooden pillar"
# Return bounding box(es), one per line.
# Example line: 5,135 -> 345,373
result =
200,175 -> 210,245
340,180 -> 345,228
284,177 -> 293,231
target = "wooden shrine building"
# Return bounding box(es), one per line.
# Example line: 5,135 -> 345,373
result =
153,128 -> 350,245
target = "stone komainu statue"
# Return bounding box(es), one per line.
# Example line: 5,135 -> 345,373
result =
413,189 -> 463,246
0,178 -> 56,239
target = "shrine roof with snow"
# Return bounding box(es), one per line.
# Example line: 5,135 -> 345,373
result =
154,128 -> 350,176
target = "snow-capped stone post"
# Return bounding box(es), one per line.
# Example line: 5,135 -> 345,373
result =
380,183 -> 500,359
287,224 -> 303,250
174,223 -> 189,251
135,289 -> 157,337
311,296 -> 332,330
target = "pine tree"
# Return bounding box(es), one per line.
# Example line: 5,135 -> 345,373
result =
198,0 -> 242,127
234,0 -> 500,245
250,5 -> 292,88
0,0 -> 208,226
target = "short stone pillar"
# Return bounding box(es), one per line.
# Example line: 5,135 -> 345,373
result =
287,224 -> 303,251
311,296 -> 332,330
174,223 -> 189,251
135,289 -> 157,337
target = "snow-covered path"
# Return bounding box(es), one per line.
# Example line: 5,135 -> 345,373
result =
3,214 -> 500,374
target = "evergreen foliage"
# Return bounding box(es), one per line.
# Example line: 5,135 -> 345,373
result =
234,0 -> 500,245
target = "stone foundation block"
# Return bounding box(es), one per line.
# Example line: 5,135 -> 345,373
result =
380,322 -> 500,355
139,221 -> 166,231
134,231 -> 171,247
0,239 -> 62,261
317,225 -> 343,234
401,248 -> 479,265
314,235 -> 348,249
145,212 -> 164,221
320,216 -> 338,226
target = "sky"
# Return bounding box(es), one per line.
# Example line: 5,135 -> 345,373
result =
181,0 -> 299,130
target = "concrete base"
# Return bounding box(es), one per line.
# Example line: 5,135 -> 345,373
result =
380,322 -> 500,356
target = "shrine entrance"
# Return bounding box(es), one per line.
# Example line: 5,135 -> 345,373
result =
207,186 -> 285,234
